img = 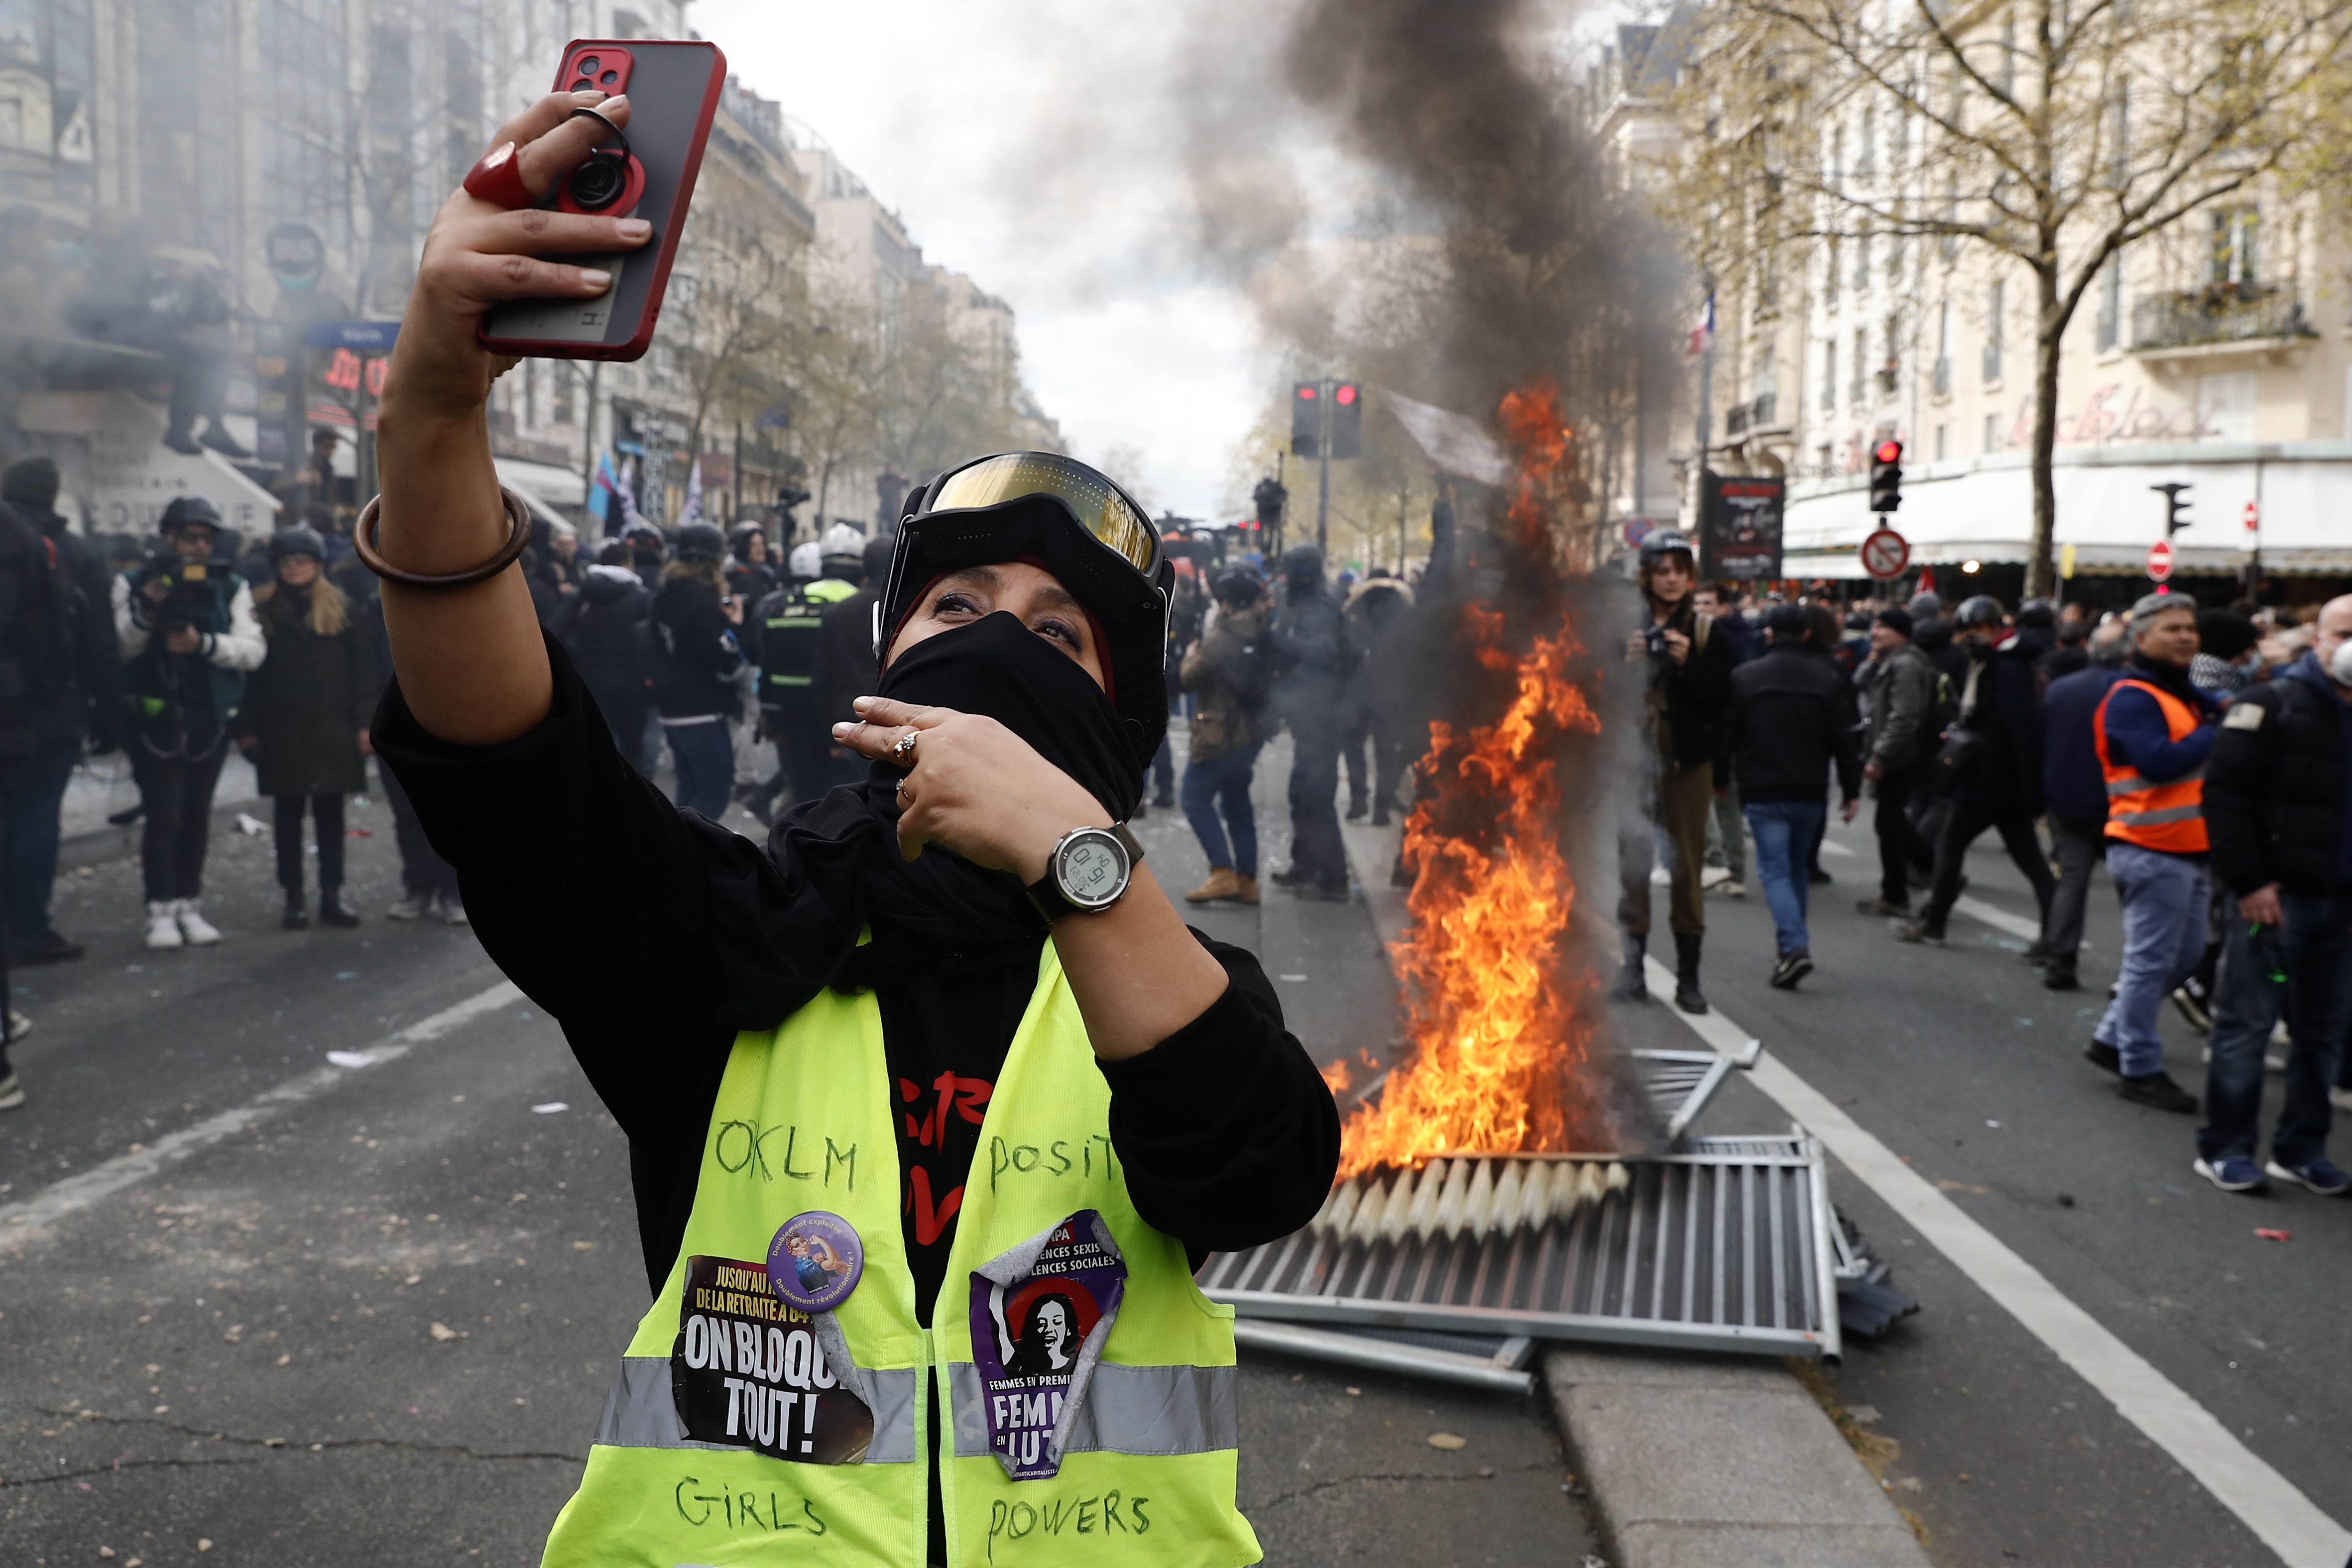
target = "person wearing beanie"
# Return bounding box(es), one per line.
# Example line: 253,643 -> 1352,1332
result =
1855,606 -> 1940,916
2192,608 -> 2262,696
2086,593 -> 2220,1113
0,456 -> 123,966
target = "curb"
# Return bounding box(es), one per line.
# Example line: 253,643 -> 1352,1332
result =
1542,1345 -> 1932,1568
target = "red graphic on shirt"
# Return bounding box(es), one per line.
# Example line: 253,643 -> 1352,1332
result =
899,1072 -> 992,1148
906,1166 -> 965,1246
899,1073 -> 993,1251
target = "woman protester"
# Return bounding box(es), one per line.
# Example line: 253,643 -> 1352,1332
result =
364,91 -> 1334,1568
115,496 -> 267,951
237,527 -> 374,929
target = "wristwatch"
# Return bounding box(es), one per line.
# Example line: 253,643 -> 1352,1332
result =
1025,823 -> 1145,923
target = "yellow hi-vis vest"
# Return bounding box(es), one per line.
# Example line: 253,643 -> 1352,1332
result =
539,941 -> 1261,1568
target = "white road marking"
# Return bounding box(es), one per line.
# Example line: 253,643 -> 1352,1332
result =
1952,894 -> 2041,943
0,981 -> 523,1254
1824,829 -> 2083,946
1646,956 -> 2351,1568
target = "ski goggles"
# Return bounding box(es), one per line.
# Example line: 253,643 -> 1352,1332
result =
915,452 -> 1162,580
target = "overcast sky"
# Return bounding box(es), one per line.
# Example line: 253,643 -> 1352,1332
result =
694,0 -> 1272,520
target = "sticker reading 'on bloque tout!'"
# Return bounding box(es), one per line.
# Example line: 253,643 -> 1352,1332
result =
670,1255 -> 872,1464
968,1210 -> 1127,1482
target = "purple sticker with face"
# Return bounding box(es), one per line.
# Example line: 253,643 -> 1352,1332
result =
766,1211 -> 864,1314
968,1210 -> 1127,1482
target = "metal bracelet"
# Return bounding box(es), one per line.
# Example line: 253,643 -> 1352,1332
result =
353,486 -> 534,590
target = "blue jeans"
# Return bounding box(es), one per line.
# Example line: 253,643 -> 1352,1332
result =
2198,889 -> 2352,1168
1744,799 -> 1825,957
1182,745 -> 1261,877
2094,843 -> 2210,1078
0,738 -> 82,948
664,719 -> 736,821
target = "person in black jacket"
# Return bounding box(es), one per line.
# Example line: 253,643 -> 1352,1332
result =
646,522 -> 745,821
803,535 -> 893,799
355,588 -> 465,924
1267,544 -> 1351,899
1614,529 -> 1734,1012
2193,595 -> 2352,1197
0,457 -> 123,966
1728,604 -> 1861,989
2037,627 -> 2128,990
236,528 -> 373,929
555,555 -> 654,771
1897,595 -> 2057,947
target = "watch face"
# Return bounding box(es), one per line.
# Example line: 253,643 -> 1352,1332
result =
1056,830 -> 1130,909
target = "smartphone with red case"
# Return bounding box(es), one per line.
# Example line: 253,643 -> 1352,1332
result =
479,38 -> 725,362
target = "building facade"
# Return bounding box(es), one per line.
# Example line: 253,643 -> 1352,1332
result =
1594,2 -> 2352,603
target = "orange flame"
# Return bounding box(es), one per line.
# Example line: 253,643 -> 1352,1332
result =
1337,379 -> 1605,1179
1319,1057 -> 1354,1095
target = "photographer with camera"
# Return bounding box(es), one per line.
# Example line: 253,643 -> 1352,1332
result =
113,496 -> 265,950
1615,529 -> 1734,1012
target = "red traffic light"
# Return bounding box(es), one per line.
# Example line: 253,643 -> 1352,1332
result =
1335,383 -> 1358,405
1296,385 -> 1318,400
1873,439 -> 1903,464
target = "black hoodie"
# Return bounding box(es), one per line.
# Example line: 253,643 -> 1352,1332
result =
554,564 -> 649,705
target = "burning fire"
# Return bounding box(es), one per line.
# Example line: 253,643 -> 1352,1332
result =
1336,380 -> 1605,1180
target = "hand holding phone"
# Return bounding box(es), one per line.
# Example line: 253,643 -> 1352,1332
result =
480,39 -> 725,361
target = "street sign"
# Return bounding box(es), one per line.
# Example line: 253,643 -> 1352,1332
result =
1860,526 -> 1910,579
305,320 -> 399,351
1622,516 -> 1655,548
264,223 -> 326,292
2243,500 -> 2259,532
2146,539 -> 2175,581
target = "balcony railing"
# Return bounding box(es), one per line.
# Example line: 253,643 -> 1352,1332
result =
1724,392 -> 1777,436
2130,285 -> 2314,352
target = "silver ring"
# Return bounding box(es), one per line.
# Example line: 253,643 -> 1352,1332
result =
895,777 -> 912,804
890,731 -> 918,764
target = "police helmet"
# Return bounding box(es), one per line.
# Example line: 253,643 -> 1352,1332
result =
674,523 -> 727,563
1955,594 -> 2006,630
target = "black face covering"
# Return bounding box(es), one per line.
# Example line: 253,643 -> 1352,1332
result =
691,612 -> 1144,1025
876,611 -> 1142,824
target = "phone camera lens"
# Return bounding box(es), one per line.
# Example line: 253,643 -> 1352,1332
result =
577,54 -> 601,73
600,69 -> 618,84
569,154 -> 626,211
570,77 -> 593,92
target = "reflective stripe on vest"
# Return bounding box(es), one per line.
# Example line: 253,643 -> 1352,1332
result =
2095,678 -> 2210,854
537,942 -> 1260,1568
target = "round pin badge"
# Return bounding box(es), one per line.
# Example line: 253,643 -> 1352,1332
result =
767,1212 -> 865,1314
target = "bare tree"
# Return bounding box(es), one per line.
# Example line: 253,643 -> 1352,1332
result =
1665,0 -> 2352,592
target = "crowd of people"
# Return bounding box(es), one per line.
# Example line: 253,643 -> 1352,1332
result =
1616,526 -> 2352,1200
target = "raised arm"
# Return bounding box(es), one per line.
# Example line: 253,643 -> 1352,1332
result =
372,91 -> 652,747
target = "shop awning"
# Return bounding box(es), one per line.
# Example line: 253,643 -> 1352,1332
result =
1780,446 -> 2352,576
493,456 -> 587,510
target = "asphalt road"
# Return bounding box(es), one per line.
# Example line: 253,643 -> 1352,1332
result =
0,759 -> 1599,1568
1599,803 -> 2352,1568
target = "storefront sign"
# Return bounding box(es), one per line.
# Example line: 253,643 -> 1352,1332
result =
1699,473 -> 1784,579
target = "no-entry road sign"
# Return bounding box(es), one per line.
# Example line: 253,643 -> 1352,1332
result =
1861,526 -> 1911,580
2147,539 -> 2175,581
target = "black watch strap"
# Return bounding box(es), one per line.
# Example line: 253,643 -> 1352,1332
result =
1024,822 -> 1143,924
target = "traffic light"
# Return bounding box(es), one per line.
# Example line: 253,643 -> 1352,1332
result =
1291,382 -> 1320,457
1329,381 -> 1362,459
2152,482 -> 2192,536
1868,438 -> 1903,513
1252,475 -> 1287,533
